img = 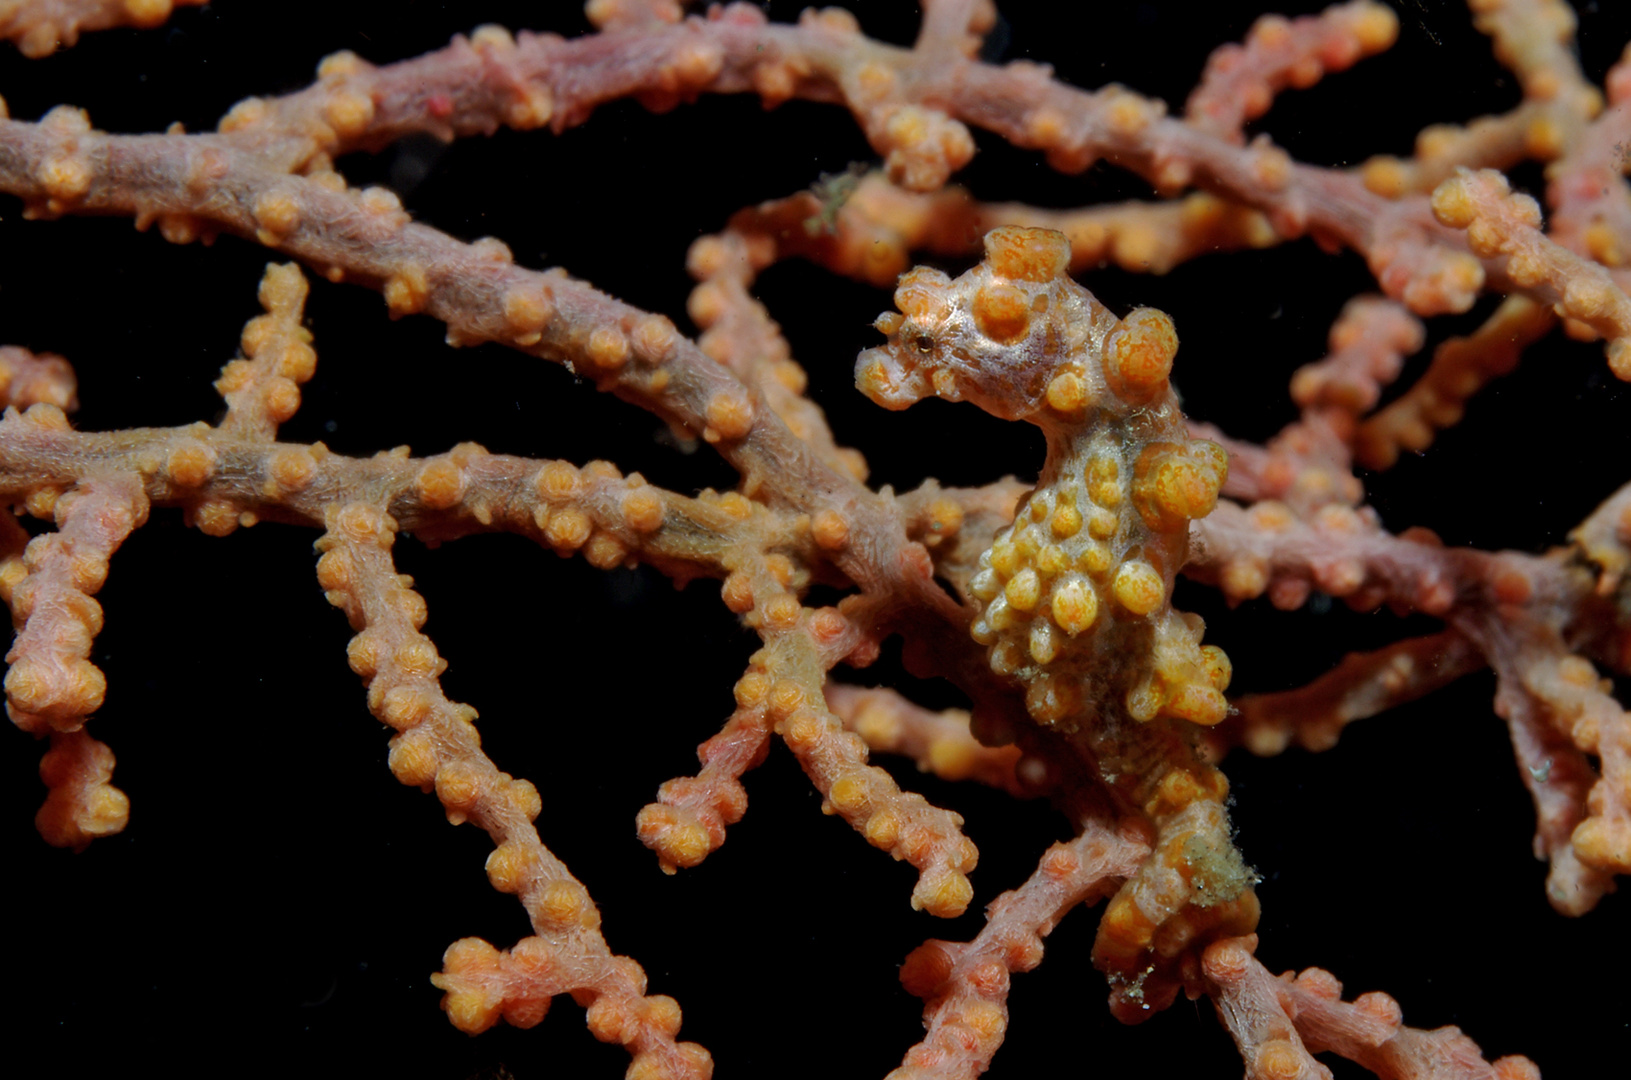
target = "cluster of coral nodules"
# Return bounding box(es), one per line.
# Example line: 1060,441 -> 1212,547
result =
858,226 -> 1257,1017
0,469 -> 146,849
0,0 -> 207,59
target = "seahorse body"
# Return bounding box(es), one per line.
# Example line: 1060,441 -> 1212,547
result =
858,226 -> 1259,1019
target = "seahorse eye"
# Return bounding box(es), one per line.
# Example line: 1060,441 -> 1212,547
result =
913,333 -> 936,354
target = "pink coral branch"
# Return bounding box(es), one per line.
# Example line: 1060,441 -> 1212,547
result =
892,816 -> 1148,1080
317,496 -> 710,1078
1431,168 -> 1631,373
0,345 -> 75,412
1469,609 -> 1630,908
716,174 -> 1279,288
1205,937 -> 1540,1080
913,0 -> 994,58
825,683 -> 1035,798
1204,936 -> 1332,1080
1355,296 -> 1555,470
1210,631 -> 1484,758
0,0 -> 206,58
1357,0 -> 1600,199
1,464 -> 145,846
1570,476 -> 1631,593
1187,0 -> 1399,143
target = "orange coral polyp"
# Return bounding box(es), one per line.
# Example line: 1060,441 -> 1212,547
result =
972,281 -> 1031,343
1106,307 -> 1179,401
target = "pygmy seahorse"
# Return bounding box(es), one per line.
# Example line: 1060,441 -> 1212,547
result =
857,226 -> 1259,1019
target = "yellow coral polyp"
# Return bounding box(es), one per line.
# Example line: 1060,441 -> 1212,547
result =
1050,502 -> 1083,538
1163,681 -> 1229,726
1050,576 -> 1099,635
1133,440 -> 1228,531
1005,567 -> 1042,611
1105,307 -> 1178,401
973,282 -> 1031,343
417,459 -> 466,509
1046,371 -> 1089,414
1112,560 -> 1165,615
893,267 -> 952,322
1200,644 -> 1232,691
983,225 -> 1071,282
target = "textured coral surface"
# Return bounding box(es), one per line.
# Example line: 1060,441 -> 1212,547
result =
3,1 -> 1630,1078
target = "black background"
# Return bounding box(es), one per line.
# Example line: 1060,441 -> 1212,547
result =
3,2 -> 1629,1077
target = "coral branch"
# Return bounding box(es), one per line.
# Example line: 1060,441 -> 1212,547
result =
1355,296 -> 1554,470
775,630 -> 981,918
1206,938 -> 1539,1080
0,0 -> 205,58
216,262 -> 316,441
826,683 -> 1033,798
1212,631 -> 1484,757
1432,168 -> 1631,372
0,345 -> 75,412
1204,936 -> 1331,1080
318,498 -> 709,1078
636,659 -> 771,871
1186,0 -> 1398,143
1,464 -> 144,847
892,816 -> 1148,1080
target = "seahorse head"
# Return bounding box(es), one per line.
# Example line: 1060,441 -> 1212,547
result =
856,226 -> 1181,429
